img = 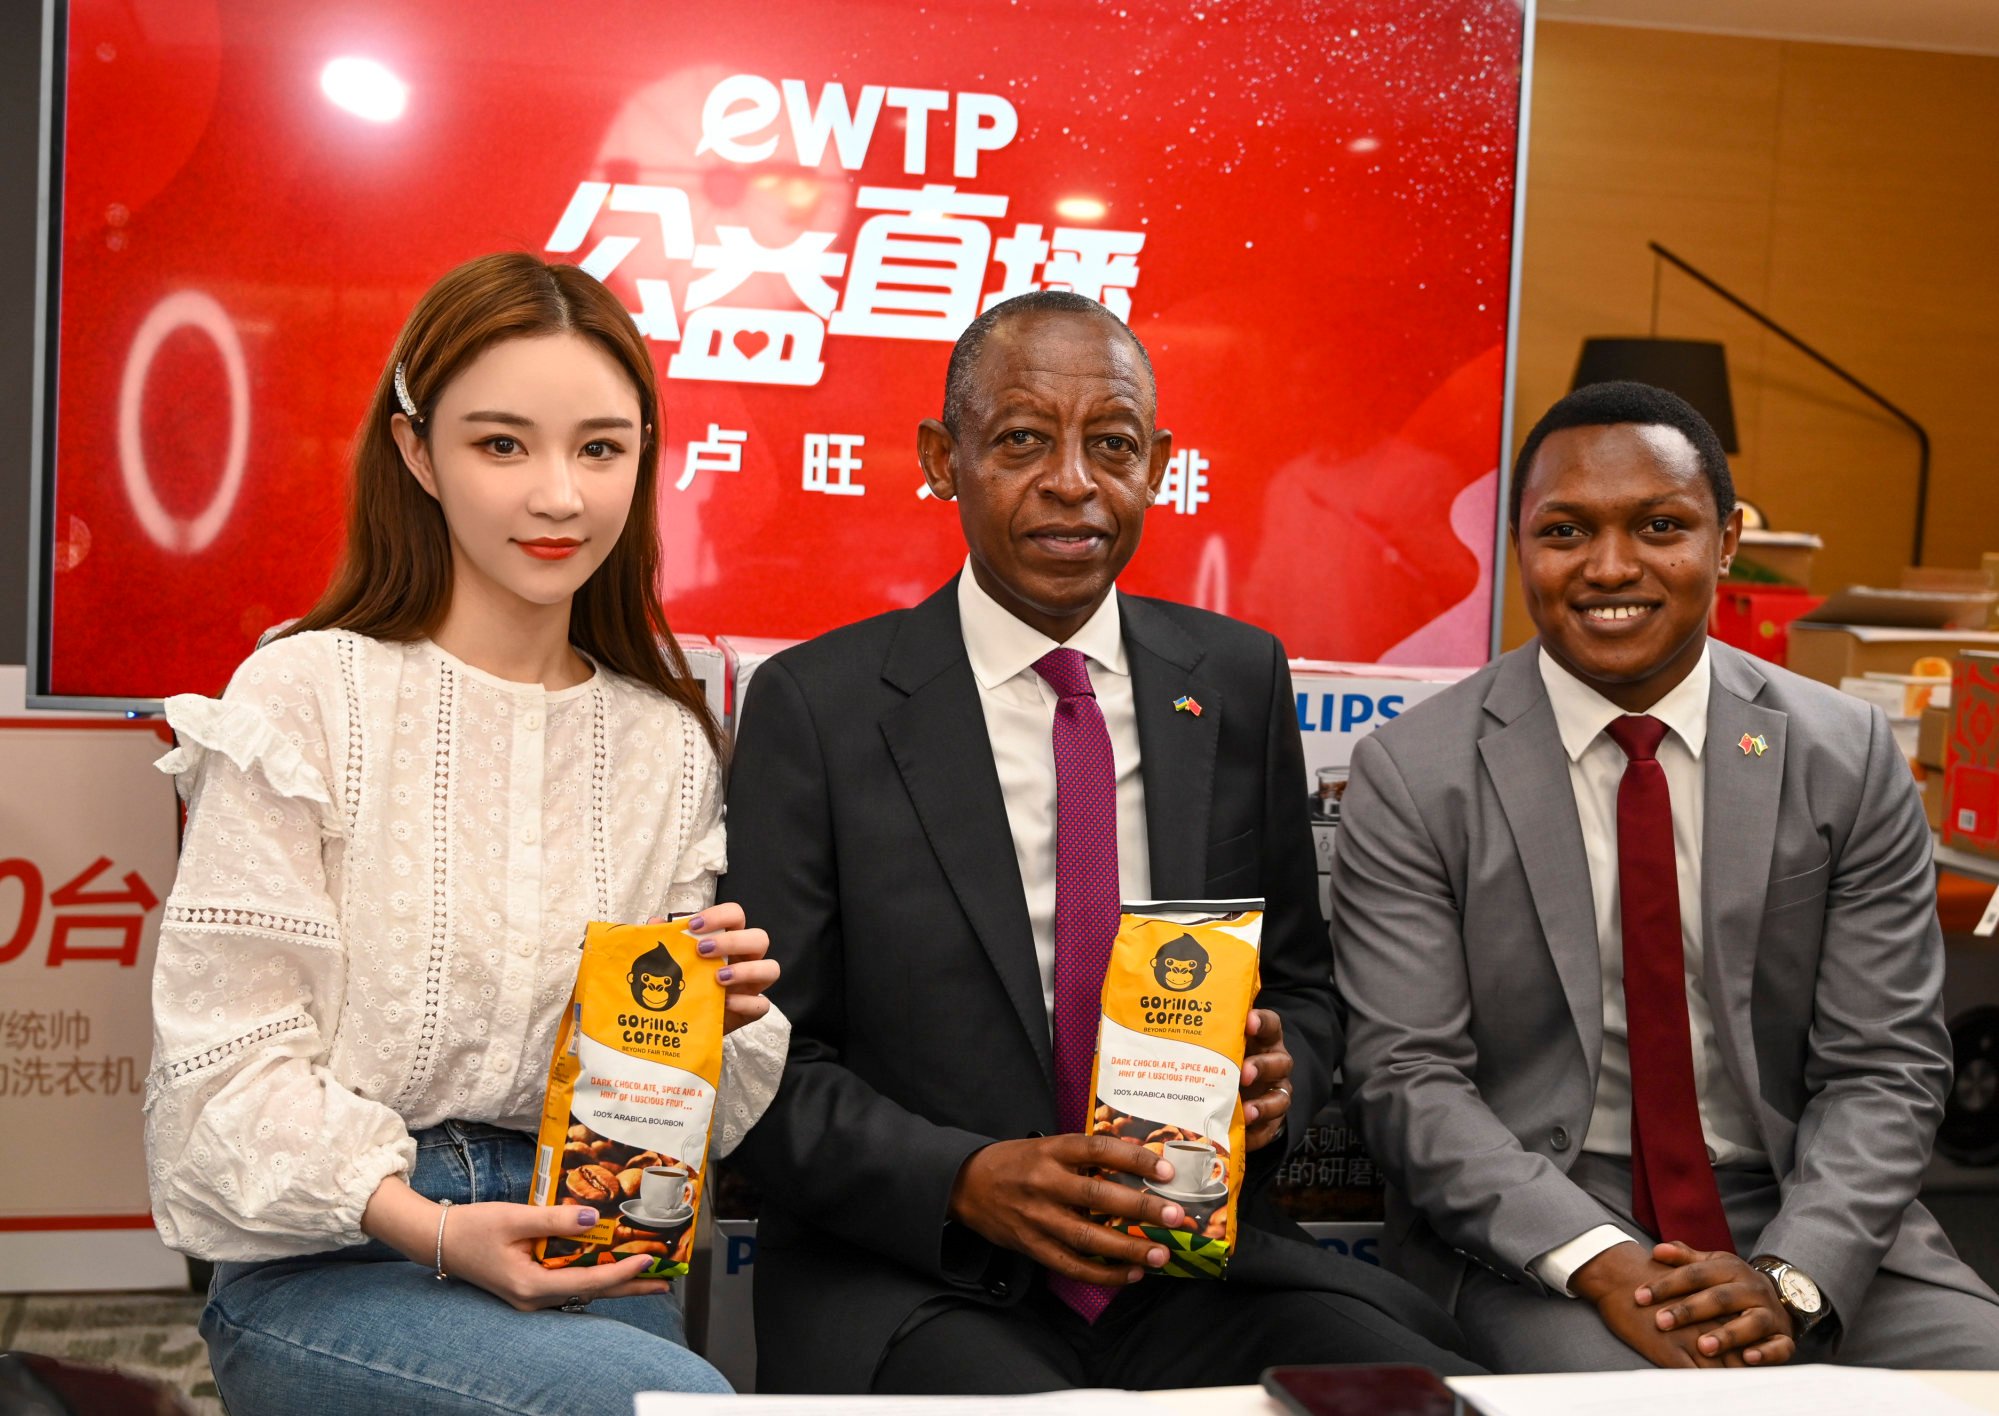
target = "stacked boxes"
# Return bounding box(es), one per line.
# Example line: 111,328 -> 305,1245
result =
1919,697 -> 1952,832
1789,625 -> 1999,686
1943,651 -> 1999,861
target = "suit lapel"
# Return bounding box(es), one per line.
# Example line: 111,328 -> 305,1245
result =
879,581 -> 1054,1085
1477,646 -> 1605,1078
1123,597 -> 1218,898
1699,643 -> 1786,1111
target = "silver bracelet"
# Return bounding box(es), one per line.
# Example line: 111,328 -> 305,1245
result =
433,1198 -> 453,1281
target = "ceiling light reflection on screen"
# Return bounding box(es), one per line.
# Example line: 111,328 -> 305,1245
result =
1054,196 -> 1107,221
320,57 -> 409,123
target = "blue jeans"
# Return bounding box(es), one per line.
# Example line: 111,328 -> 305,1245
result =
201,1120 -> 732,1414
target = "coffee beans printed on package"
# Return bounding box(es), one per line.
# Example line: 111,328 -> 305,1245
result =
1085,900 -> 1263,1279
531,920 -> 725,1278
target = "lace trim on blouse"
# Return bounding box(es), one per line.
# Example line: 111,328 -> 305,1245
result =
143,630 -> 782,1261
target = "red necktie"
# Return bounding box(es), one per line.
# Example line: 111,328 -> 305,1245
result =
1605,715 -> 1735,1255
1034,647 -> 1122,1321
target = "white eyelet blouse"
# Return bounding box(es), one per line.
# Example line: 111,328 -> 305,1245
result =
142,630 -> 788,1261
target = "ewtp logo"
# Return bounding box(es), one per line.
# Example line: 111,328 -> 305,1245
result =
1296,692 -> 1405,736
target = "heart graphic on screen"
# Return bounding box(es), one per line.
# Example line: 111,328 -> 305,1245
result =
732,330 -> 771,360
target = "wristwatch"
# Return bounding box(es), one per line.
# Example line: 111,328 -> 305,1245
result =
1750,1254 -> 1829,1336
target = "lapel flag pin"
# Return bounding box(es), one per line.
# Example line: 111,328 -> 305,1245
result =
1173,695 -> 1203,717
1738,732 -> 1769,757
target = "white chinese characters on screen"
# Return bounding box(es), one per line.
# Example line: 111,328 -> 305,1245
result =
548,75 -> 1192,503
545,78 -> 1147,392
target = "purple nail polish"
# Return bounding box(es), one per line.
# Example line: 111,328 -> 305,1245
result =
577,1209 -> 598,1227
697,939 -> 717,955
686,915 -> 706,932
716,966 -> 735,983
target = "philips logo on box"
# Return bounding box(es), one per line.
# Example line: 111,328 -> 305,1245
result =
1297,692 -> 1405,735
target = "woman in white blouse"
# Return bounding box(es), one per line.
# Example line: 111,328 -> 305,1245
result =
145,253 -> 787,1412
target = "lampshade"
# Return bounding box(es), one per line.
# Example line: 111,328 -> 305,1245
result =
1570,337 -> 1739,453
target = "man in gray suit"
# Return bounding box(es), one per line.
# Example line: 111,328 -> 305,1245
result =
1334,380 -> 1999,1372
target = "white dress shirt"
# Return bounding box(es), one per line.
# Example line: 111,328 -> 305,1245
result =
958,564 -> 1152,1024
1531,645 -> 1767,1294
145,630 -> 788,1260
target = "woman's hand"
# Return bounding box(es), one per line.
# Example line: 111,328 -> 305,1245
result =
446,1201 -> 670,1311
363,1176 -> 669,1311
649,903 -> 778,1033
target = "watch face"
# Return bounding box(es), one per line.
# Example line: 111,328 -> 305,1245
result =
1778,1268 -> 1822,1314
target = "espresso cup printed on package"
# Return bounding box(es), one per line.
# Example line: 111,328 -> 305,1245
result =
531,920 -> 725,1278
1086,899 -> 1263,1279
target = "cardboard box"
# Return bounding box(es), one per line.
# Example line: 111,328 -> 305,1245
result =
1787,625 -> 1999,687
1942,650 -> 1999,860
1922,773 -> 1947,832
1796,585 -> 1998,631
1727,529 -> 1821,588
1919,703 -> 1951,771
1841,672 -> 1950,719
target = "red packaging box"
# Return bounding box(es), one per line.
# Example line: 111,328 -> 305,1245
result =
1943,650 -> 1999,859
1712,586 -> 1823,666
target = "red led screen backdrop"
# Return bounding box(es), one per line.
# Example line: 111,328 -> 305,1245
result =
40,0 -> 1527,703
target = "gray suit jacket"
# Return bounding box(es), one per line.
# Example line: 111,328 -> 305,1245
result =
1332,638 -> 1991,1321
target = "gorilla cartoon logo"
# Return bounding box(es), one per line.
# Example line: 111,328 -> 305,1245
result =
627,944 -> 684,1012
1151,935 -> 1211,993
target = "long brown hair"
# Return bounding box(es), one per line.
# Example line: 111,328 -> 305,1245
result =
282,252 -> 720,756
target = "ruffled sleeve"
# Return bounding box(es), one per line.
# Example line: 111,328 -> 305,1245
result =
154,693 -> 338,809
143,636 -> 416,1261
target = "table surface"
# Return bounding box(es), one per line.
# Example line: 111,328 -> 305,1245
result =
1137,1371 -> 1999,1413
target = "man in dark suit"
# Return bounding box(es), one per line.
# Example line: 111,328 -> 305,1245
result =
721,291 -> 1477,1393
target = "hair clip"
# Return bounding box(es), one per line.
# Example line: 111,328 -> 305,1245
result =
393,362 -> 424,429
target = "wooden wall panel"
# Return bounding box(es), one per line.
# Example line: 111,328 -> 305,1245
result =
1500,21 -> 1999,650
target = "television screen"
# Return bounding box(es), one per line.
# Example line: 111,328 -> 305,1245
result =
32,0 -> 1529,707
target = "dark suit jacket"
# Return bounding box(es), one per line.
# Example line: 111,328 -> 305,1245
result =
722,577 -> 1457,1392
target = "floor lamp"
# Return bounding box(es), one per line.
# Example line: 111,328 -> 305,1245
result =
1572,241 -> 1930,566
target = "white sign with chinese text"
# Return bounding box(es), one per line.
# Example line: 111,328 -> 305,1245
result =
0,712 -> 185,1289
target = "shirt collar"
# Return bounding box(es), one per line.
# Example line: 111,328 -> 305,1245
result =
1537,642 -> 1711,763
958,558 -> 1128,691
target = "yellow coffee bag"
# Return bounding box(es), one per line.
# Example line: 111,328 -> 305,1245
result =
532,920 -> 724,1278
1087,899 -> 1263,1279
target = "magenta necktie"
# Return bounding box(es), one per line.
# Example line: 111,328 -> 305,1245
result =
1605,715 -> 1735,1254
1034,647 -> 1122,1322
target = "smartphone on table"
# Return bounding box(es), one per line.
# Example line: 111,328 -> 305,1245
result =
1262,1364 -> 1461,1416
